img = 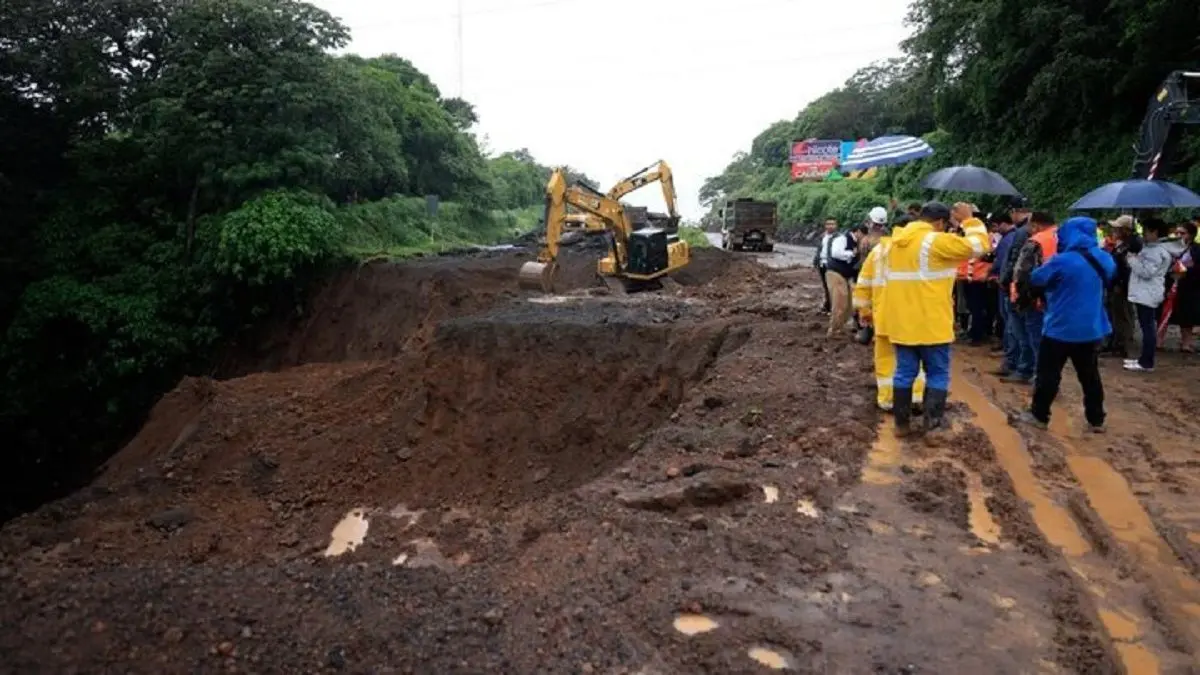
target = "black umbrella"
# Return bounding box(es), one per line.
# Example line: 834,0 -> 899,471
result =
920,165 -> 1023,197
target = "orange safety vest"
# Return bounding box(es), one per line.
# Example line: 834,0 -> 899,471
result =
1009,227 -> 1058,303
957,257 -> 992,282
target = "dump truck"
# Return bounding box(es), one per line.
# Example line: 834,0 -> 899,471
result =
720,199 -> 778,252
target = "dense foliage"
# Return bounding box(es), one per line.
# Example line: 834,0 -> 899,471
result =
701,0 -> 1200,232
0,0 -> 575,518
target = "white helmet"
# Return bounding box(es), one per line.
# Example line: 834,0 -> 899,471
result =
868,206 -> 888,225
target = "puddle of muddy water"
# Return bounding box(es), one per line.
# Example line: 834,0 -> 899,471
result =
324,508 -> 369,557
956,369 -> 1171,674
747,646 -> 791,670
673,614 -> 718,636
862,417 -> 1002,545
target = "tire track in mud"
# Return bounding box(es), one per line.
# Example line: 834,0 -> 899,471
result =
949,360 -> 1199,673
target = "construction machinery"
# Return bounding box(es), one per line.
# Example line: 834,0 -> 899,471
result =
720,199 -> 779,252
607,160 -> 681,232
518,168 -> 690,293
1131,70 -> 1200,180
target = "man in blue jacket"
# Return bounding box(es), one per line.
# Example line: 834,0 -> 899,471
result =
1015,216 -> 1116,432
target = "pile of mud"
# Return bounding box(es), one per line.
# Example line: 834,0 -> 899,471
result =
3,296 -> 733,564
218,247 -> 743,376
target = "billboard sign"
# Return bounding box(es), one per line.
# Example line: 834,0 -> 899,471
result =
789,139 -> 842,181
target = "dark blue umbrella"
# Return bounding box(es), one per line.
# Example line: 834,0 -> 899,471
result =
920,165 -> 1022,196
841,135 -> 934,172
1069,179 -> 1200,210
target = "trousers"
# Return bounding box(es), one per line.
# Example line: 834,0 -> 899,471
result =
1030,338 -> 1105,427
894,344 -> 951,392
874,335 -> 926,410
827,270 -> 852,336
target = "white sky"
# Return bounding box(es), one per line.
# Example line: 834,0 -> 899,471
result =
313,0 -> 911,218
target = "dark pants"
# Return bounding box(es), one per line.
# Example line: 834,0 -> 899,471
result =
818,266 -> 830,311
1107,291 -> 1134,355
965,282 -> 991,343
988,283 -> 1003,339
1135,302 -> 1157,368
1031,337 -> 1105,427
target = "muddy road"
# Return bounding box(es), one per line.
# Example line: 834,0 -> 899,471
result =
1,245 -> 1198,674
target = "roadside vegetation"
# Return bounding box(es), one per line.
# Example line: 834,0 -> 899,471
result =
0,0 -> 592,518
677,226 -> 712,249
702,0 -> 1200,231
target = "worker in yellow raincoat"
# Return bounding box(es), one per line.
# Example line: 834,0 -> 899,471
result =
853,217 -> 926,412
882,202 -> 991,435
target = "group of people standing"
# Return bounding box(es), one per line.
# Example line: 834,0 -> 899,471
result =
818,201 -> 990,435
818,200 -> 1200,436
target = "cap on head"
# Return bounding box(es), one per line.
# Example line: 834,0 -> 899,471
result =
920,201 -> 952,222
1112,215 -> 1134,230
868,206 -> 888,225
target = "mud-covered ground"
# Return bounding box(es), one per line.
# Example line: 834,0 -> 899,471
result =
2,244 -> 1198,674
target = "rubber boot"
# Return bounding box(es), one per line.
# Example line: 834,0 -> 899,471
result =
923,389 -> 949,432
893,388 -> 914,437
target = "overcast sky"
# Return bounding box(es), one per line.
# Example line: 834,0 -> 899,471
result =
312,0 -> 911,218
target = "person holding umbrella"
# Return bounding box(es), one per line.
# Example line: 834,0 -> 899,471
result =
882,202 -> 991,436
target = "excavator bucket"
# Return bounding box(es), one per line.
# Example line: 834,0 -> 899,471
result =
518,261 -> 557,292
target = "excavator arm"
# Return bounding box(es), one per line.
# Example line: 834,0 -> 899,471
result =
1131,70 -> 1200,180
607,160 -> 680,229
520,168 -> 635,291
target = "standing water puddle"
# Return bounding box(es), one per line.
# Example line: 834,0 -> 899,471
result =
324,508 -> 369,557
747,646 -> 791,669
672,614 -> 718,636
861,417 -> 1001,544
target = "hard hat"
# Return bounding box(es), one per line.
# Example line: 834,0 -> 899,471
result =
868,207 -> 888,225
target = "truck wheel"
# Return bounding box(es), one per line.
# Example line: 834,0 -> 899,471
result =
764,245 -> 775,252
732,244 -> 743,252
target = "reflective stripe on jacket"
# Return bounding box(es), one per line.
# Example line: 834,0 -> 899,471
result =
880,218 -> 991,346
853,235 -> 895,336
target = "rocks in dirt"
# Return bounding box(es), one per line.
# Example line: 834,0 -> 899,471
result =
616,473 -> 754,512
146,507 -> 194,532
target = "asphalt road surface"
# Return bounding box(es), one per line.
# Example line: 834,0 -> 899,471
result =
703,232 -> 814,269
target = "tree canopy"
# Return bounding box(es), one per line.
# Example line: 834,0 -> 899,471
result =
0,0 -> 575,519
702,0 -> 1200,229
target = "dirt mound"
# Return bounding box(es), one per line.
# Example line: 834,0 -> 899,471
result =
218,248 -> 736,378
3,301 -> 733,564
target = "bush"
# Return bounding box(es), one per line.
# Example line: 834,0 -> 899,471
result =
213,191 -> 342,285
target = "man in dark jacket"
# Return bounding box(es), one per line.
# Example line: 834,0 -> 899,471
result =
1104,215 -> 1143,357
1016,217 -> 1116,432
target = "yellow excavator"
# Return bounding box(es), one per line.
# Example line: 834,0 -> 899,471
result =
608,160 -> 681,231
562,160 -> 681,233
518,168 -> 690,293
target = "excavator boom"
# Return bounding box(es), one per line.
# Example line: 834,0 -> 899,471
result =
1131,70 -> 1200,180
607,160 -> 680,229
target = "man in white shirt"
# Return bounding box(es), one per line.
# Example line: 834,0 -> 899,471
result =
814,219 -> 839,312
826,222 -> 869,336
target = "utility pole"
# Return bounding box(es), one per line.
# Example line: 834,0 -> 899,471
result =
456,0 -> 464,97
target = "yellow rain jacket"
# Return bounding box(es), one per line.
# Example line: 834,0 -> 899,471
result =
882,218 -> 991,346
854,229 -> 926,410
854,235 -> 891,335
